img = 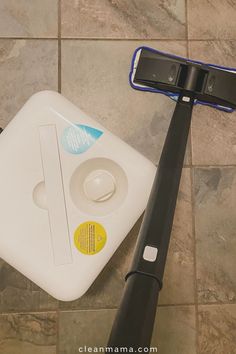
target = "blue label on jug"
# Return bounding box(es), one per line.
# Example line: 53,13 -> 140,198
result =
61,124 -> 103,154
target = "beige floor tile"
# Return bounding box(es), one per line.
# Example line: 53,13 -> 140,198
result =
0,312 -> 57,354
61,40 -> 190,165
61,0 -> 186,39
58,306 -> 196,354
198,304 -> 236,354
0,39 -> 58,128
189,41 -> 236,165
59,309 -> 115,353
0,259 -> 58,312
0,0 -> 58,38
191,105 -> 236,165
189,40 -> 236,67
194,167 -> 236,303
152,305 -> 196,354
159,168 -> 195,305
188,0 -> 236,39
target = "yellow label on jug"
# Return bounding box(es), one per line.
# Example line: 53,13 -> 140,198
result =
74,221 -> 107,255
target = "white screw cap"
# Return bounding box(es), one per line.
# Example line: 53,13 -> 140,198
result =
83,169 -> 116,202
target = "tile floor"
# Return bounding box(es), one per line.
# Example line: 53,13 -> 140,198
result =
0,1 -> 236,353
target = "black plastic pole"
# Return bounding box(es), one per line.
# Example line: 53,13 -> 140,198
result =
107,92 -> 194,350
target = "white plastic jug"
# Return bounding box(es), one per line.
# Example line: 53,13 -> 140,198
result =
0,91 -> 156,301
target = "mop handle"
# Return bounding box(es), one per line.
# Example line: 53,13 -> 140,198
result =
107,92 -> 194,350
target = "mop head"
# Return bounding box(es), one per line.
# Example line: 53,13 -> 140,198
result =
130,46 -> 236,112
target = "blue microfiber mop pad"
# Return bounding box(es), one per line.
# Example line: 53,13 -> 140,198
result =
130,46 -> 236,113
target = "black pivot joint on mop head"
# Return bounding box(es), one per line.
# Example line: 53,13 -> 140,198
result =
134,48 -> 236,109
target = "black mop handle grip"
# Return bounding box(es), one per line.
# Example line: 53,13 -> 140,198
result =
107,93 -> 194,350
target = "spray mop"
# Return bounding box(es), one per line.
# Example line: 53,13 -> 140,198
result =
107,46 -> 236,349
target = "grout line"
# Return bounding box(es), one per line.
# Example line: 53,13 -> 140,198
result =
49,301 -> 236,312
56,308 -> 60,354
55,37 -> 188,41
158,303 -> 195,308
58,308 -> 118,313
191,164 -> 236,168
58,0 -> 62,93
190,167 -> 199,354
196,301 -> 236,307
0,37 -> 235,42
0,310 -> 58,315
0,308 -> 117,316
0,37 -> 185,41
185,0 -> 189,42
56,37 -> 236,41
57,304 -> 201,314
1,300 -> 236,316
0,37 -> 58,40
56,308 -> 59,354
181,164 -> 236,169
158,302 -> 236,307
179,38 -> 236,41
